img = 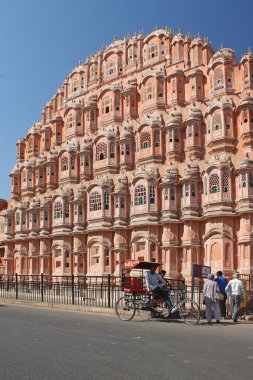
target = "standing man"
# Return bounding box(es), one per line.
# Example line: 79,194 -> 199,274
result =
225,272 -> 244,323
215,271 -> 228,319
203,273 -> 220,324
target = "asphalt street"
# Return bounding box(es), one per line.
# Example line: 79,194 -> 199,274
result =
0,304 -> 252,380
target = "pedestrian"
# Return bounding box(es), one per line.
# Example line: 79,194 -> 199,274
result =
203,273 -> 220,324
225,272 -> 244,323
215,271 -> 228,319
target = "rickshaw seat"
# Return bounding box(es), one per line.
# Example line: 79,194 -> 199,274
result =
123,287 -> 147,294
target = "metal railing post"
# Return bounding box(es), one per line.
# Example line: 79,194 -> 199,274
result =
15,273 -> 18,300
107,274 -> 111,308
72,274 -> 75,305
41,273 -> 44,302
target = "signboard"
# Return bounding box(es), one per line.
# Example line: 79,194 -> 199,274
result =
193,264 -> 211,279
191,264 -> 211,300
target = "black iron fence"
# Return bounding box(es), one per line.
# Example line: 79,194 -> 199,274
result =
0,274 -> 251,313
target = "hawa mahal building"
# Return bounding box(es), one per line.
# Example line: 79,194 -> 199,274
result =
1,28 -> 253,281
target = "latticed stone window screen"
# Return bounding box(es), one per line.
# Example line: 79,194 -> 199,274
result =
148,42 -> 158,59
61,158 -> 68,172
209,174 -> 220,193
164,187 -> 168,200
170,187 -> 175,200
185,184 -> 190,197
96,142 -> 107,161
104,192 -> 110,210
140,131 -> 151,149
54,202 -> 63,219
249,173 -> 253,187
134,185 -> 147,205
120,196 -> 125,209
154,130 -> 160,147
65,201 -> 70,218
223,172 -> 229,193
191,183 -> 196,197
241,173 -> 246,188
110,142 -> 115,158
149,184 -> 156,204
90,192 -> 102,211
70,155 -> 76,170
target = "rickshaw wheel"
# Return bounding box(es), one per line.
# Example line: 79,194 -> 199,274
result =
115,296 -> 136,321
137,304 -> 155,320
179,298 -> 200,325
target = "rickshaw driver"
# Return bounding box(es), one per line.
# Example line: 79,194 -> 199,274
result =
145,265 -> 172,309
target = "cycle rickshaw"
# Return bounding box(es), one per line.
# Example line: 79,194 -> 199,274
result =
115,260 -> 200,325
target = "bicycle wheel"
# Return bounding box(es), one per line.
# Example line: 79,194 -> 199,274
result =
115,296 -> 136,321
137,302 -> 155,320
179,298 -> 200,325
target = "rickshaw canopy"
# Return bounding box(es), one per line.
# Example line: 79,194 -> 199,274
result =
122,260 -> 161,271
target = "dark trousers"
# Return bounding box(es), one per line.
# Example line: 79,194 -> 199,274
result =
218,293 -> 227,317
231,295 -> 241,321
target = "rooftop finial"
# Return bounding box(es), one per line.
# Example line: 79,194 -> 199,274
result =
153,25 -> 158,31
248,47 -> 252,54
197,32 -> 200,38
165,25 -> 168,32
113,35 -> 117,42
178,27 -> 182,34
219,43 -> 223,51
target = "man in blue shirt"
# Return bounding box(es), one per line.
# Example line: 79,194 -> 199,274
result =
215,271 -> 228,318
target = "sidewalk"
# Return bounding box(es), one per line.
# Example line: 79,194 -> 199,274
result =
0,298 -> 115,315
1,298 -> 252,324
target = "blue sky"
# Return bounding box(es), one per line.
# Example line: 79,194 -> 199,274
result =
0,0 -> 252,199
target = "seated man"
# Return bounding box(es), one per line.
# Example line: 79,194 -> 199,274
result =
145,265 -> 172,308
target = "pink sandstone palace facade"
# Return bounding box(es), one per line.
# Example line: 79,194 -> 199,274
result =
1,28 -> 253,281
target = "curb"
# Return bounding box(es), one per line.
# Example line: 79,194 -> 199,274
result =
0,298 -> 116,315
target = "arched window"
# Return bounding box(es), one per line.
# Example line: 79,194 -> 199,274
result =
90,191 -> 102,211
170,187 -> 175,201
102,95 -> 112,114
148,42 -> 158,59
149,184 -> 155,204
96,142 -> 107,161
145,82 -> 155,101
90,63 -> 97,80
134,185 -> 147,205
164,188 -> 168,200
67,112 -> 74,129
154,130 -> 160,148
140,131 -> 151,149
209,174 -> 220,194
54,202 -> 63,219
61,158 -> 68,172
107,60 -> 116,76
223,173 -> 229,193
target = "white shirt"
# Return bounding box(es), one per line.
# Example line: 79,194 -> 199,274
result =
225,278 -> 244,298
145,272 -> 166,291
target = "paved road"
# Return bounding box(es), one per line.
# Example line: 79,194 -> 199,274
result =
0,304 -> 252,380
